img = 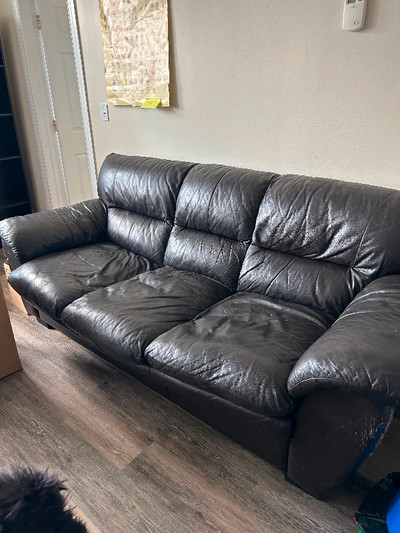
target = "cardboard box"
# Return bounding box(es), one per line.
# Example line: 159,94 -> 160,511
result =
0,280 -> 22,378
3,263 -> 28,314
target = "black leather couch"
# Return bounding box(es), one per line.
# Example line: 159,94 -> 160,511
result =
1,153 -> 400,499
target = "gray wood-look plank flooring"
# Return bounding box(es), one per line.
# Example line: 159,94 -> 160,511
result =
1,259 -> 399,532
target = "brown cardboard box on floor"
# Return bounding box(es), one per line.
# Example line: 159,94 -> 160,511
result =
0,280 -> 22,378
3,263 -> 28,314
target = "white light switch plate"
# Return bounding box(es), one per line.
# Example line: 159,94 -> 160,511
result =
100,102 -> 109,121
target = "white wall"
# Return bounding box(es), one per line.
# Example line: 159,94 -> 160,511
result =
76,0 -> 400,190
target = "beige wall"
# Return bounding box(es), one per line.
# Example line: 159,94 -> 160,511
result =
1,0 -> 399,208
77,0 -> 400,190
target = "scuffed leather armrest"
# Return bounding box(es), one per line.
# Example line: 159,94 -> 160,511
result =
288,275 -> 400,406
0,198 -> 108,265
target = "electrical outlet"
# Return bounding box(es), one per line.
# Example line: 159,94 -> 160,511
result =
100,102 -> 109,121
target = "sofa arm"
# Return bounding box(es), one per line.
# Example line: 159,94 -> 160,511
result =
288,275 -> 400,406
0,198 -> 108,265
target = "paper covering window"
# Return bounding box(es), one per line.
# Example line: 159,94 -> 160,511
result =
99,0 -> 170,107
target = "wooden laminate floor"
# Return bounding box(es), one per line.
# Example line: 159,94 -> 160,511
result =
1,259 -> 399,533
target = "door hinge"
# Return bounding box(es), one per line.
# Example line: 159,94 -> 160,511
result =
52,120 -> 58,133
34,14 -> 42,31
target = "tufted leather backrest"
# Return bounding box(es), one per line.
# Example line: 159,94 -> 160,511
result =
98,154 -> 194,265
164,164 -> 276,289
238,174 -> 400,317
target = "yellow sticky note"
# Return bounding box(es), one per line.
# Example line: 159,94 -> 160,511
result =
141,98 -> 161,109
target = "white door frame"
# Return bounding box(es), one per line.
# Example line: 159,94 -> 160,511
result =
12,0 -> 97,209
67,1 -> 97,198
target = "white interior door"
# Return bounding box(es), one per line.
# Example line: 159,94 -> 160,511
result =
12,0 -> 96,209
37,0 -> 92,205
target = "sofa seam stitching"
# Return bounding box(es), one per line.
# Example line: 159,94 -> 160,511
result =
288,375 -> 400,402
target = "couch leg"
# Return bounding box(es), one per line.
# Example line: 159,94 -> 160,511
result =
21,298 -> 38,317
36,317 -> 55,330
286,390 -> 394,499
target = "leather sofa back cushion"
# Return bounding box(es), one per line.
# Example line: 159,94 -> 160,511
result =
107,208 -> 171,265
98,154 -> 194,263
239,174 -> 400,316
164,164 -> 276,289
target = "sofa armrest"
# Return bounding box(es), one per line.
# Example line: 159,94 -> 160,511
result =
0,198 -> 108,265
288,275 -> 400,406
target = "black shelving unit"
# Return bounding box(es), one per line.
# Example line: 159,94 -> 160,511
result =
0,39 -> 31,221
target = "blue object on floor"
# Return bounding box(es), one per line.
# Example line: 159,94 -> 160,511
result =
387,490 -> 400,533
354,473 -> 400,533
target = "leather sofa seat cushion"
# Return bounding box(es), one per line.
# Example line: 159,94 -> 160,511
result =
8,242 -> 151,319
145,293 -> 333,417
61,266 -> 232,365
